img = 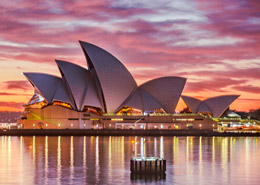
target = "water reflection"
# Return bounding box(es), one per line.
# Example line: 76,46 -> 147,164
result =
57,136 -> 61,185
0,136 -> 260,184
70,136 -> 74,183
160,136 -> 164,158
44,136 -> 48,185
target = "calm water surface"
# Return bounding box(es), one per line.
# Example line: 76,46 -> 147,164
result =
0,136 -> 260,185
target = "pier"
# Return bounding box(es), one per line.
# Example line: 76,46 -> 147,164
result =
130,157 -> 166,174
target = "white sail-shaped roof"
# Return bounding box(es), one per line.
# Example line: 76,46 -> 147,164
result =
204,95 -> 239,118
120,88 -> 143,111
80,41 -> 137,113
24,41 -> 191,114
140,89 -> 162,111
119,88 -> 162,112
140,77 -> 186,113
182,95 -> 239,117
198,102 -> 211,113
181,96 -> 201,112
56,60 -> 103,111
23,73 -> 61,103
53,79 -> 74,107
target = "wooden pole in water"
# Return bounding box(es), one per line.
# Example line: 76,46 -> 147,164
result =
155,160 -> 157,172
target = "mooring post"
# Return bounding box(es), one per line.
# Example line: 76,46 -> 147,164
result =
155,160 -> 157,172
163,159 -> 166,171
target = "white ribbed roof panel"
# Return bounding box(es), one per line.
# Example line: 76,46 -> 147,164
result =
120,88 -> 143,111
198,102 -> 211,113
181,96 -> 201,112
53,80 -> 74,107
120,88 -> 163,112
140,89 -> 162,111
56,60 -> 102,111
80,41 -> 137,113
82,71 -> 103,109
204,95 -> 239,117
23,73 -> 61,103
140,77 -> 186,113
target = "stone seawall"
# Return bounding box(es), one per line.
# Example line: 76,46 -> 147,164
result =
1,129 -> 260,137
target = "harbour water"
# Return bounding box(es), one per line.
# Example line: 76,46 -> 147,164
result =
0,136 -> 260,185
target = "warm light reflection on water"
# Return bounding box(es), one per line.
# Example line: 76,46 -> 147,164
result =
1,136 -> 260,184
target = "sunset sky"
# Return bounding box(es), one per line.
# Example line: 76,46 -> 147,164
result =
0,0 -> 259,112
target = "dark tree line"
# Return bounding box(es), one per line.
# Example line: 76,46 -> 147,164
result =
249,108 -> 260,120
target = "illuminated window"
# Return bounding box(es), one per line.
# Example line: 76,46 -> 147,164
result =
83,106 -> 103,115
53,101 -> 72,109
175,118 -> 194,121
187,123 -> 193,128
111,118 -> 123,121
117,106 -> 142,115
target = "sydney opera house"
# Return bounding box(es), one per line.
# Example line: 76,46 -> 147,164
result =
18,41 -> 243,130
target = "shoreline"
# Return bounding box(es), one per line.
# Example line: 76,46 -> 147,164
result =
1,129 -> 260,137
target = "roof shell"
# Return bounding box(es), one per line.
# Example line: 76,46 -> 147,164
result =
23,73 -> 61,103
182,95 -> 240,117
140,77 -> 186,113
119,88 -> 162,112
56,60 -> 103,111
204,95 -> 240,117
198,102 -> 211,113
181,96 -> 201,112
80,41 -> 137,113
53,79 -> 74,106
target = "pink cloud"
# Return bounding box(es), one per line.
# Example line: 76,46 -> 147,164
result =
183,78 -> 247,93
4,81 -> 32,91
233,85 -> 260,94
